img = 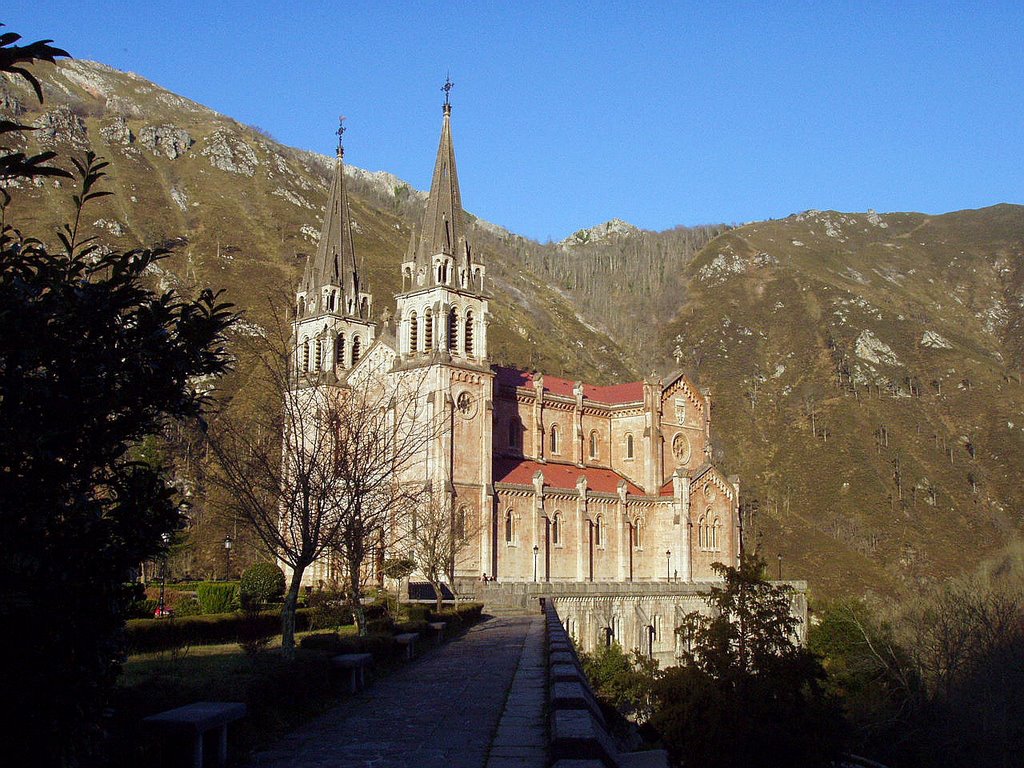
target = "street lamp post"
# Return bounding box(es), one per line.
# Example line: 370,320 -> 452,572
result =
224,535 -> 233,580
532,545 -> 539,583
665,550 -> 671,581
158,532 -> 171,617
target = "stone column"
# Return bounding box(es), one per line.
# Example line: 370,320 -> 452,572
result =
575,476 -> 587,581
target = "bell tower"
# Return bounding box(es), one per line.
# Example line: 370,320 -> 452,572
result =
395,79 -> 489,369
293,119 -> 375,380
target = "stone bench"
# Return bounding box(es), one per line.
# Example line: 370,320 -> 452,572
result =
331,652 -> 374,693
394,632 -> 420,660
427,621 -> 447,645
143,701 -> 246,768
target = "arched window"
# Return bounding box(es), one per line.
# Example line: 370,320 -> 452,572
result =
301,338 -> 310,372
551,513 -> 561,545
550,424 -> 560,454
712,517 -> 721,550
595,516 -> 603,547
336,334 -> 346,369
504,510 -> 515,544
360,296 -> 369,317
455,506 -> 468,540
424,309 -> 433,349
698,514 -> 707,549
508,419 -> 520,450
447,307 -> 458,351
351,335 -> 361,364
409,311 -> 419,353
625,433 -> 634,459
437,263 -> 444,283
314,338 -> 323,371
464,309 -> 474,356
589,431 -> 598,459
298,296 -> 306,317
327,291 -> 336,311
634,519 -> 643,549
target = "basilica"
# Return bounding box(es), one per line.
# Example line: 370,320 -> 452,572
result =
291,92 -> 739,589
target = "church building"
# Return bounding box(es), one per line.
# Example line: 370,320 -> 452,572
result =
291,90 -> 739,588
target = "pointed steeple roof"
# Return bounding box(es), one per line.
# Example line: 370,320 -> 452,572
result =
302,120 -> 362,314
413,80 -> 474,280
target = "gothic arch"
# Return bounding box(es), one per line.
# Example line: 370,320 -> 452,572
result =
550,424 -> 560,454
351,335 -> 362,364
589,430 -> 599,459
464,309 -> 474,356
409,310 -> 419,353
424,307 -> 434,349
336,333 -> 346,369
447,307 -> 459,352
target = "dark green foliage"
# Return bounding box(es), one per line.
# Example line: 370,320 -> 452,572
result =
125,609 -> 312,653
0,39 -> 235,759
382,557 -> 416,579
299,631 -> 400,661
196,581 -> 239,614
580,642 -> 661,722
0,27 -> 71,182
812,585 -> 1024,768
307,587 -> 355,630
240,562 -> 286,609
403,603 -> 431,623
649,555 -> 845,768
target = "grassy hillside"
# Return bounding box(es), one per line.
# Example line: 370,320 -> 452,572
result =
658,209 -> 1024,596
4,59 -> 1022,598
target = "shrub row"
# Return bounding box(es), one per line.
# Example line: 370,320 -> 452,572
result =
126,608 -> 312,653
298,632 -> 401,662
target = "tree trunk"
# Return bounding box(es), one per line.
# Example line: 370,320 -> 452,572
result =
281,566 -> 305,661
430,575 -> 443,614
347,556 -> 365,636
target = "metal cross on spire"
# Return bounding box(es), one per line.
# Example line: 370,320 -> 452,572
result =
336,115 -> 346,155
442,74 -> 454,107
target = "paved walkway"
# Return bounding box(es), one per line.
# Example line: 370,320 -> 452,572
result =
247,615 -> 547,768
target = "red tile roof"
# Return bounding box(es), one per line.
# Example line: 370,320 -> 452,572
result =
493,366 -> 644,405
494,457 -> 643,495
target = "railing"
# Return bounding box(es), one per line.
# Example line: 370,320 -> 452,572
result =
542,599 -> 668,767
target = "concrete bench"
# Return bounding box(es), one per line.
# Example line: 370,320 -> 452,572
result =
331,652 -> 374,693
394,632 -> 420,660
143,701 -> 246,768
427,621 -> 447,645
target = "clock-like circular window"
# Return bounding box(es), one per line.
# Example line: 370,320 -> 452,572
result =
671,432 -> 691,463
704,484 -> 717,502
456,390 -> 476,418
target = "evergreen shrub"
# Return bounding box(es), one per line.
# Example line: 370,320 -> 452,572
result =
196,582 -> 239,614
240,562 -> 285,609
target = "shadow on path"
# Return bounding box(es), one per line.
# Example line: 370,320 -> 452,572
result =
247,615 -> 540,768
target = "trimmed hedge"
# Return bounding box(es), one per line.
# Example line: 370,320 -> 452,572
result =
299,632 -> 400,661
196,582 -> 239,614
240,563 -> 285,608
126,608 -> 312,653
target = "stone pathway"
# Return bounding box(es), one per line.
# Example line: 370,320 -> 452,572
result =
247,615 -> 546,768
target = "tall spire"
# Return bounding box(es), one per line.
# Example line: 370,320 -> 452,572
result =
302,116 -> 362,315
414,76 -> 471,278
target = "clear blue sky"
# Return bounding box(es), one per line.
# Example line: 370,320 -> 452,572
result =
6,2 -> 1023,241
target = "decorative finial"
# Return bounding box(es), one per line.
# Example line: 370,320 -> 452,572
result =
442,73 -> 453,113
336,115 -> 346,157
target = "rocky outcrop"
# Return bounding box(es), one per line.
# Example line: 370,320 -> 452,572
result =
33,105 -> 89,149
139,124 -> 193,159
200,129 -> 258,176
99,116 -> 134,145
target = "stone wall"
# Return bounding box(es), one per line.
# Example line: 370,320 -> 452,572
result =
474,580 -> 808,668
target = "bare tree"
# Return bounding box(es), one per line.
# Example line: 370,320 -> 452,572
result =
402,489 -> 479,612
207,305 -> 435,656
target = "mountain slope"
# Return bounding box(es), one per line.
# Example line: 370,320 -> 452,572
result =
658,208 -> 1024,596
4,59 -> 1023,598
